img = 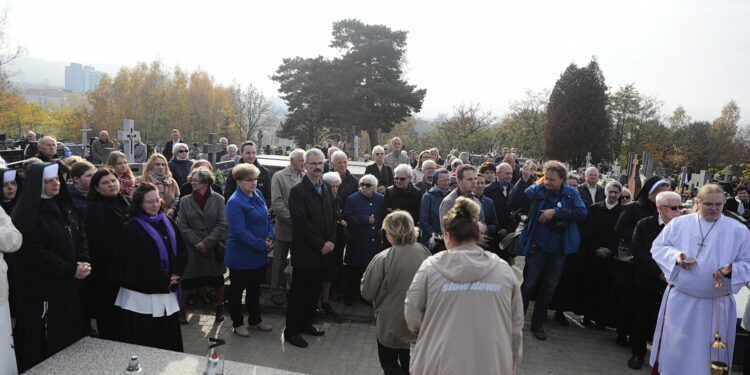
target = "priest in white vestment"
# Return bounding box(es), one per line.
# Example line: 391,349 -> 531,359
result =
650,184 -> 750,374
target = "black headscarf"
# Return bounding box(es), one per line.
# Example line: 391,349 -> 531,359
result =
11,162 -> 71,233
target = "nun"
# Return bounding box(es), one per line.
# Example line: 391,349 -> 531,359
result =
0,167 -> 18,214
111,182 -> 187,351
11,162 -> 91,372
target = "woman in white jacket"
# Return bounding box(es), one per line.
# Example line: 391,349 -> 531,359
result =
0,201 -> 23,375
405,196 -> 524,375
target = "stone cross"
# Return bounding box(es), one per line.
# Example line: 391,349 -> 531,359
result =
202,133 -> 221,167
116,119 -> 140,163
585,152 -> 592,167
354,135 -> 360,160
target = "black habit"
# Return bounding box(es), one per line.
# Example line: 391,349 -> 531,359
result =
583,201 -> 622,325
11,163 -> 87,372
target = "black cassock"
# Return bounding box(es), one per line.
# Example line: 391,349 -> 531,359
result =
110,218 -> 187,352
13,198 -> 87,372
583,201 -> 621,325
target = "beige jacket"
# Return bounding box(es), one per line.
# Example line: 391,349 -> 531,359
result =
270,165 -> 303,242
0,208 -> 22,304
405,245 -> 523,375
361,243 -> 431,349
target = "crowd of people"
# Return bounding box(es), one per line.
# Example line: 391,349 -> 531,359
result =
2,130 -> 750,375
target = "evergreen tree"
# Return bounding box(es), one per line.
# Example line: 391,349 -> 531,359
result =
544,58 -> 610,167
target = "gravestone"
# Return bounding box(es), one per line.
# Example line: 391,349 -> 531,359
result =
116,119 -> 140,163
585,152 -> 592,168
354,135 -> 360,160
641,151 -> 654,177
202,133 -> 221,167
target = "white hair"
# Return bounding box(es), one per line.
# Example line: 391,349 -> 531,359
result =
322,171 -> 341,185
585,166 -> 599,176
422,160 -> 436,169
331,150 -> 348,163
391,137 -> 402,144
172,142 -> 189,156
372,145 -> 384,154
394,164 -> 412,176
227,144 -> 238,152
304,148 -> 325,163
459,152 -> 470,162
359,174 -> 378,186
326,147 -> 340,158
219,137 -> 228,143
289,148 -> 305,160
451,159 -> 463,169
497,162 -> 512,173
656,191 -> 682,206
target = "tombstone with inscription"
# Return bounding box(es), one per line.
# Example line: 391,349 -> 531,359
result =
116,119 -> 141,163
640,151 -> 654,177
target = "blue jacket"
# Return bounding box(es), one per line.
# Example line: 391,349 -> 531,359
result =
225,188 -> 274,270
477,194 -> 499,236
343,191 -> 384,267
509,180 -> 587,256
418,185 -> 448,245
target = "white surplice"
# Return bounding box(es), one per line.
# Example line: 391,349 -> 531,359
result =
650,213 -> 750,375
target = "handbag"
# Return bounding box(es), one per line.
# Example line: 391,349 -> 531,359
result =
500,196 -> 543,256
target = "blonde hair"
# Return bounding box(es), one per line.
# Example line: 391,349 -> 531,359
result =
382,210 -> 418,245
696,183 -> 726,203
142,153 -> 172,178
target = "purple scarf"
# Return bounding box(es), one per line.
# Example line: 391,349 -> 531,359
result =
132,212 -> 177,274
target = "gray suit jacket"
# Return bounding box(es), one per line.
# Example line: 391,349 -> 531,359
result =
271,165 -> 304,242
176,190 -> 228,279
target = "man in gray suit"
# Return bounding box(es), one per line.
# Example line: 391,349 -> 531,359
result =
269,148 -> 305,305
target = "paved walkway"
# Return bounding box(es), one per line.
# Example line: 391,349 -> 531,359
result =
180,261 -> 653,374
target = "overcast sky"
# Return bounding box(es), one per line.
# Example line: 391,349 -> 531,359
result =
4,0 -> 749,123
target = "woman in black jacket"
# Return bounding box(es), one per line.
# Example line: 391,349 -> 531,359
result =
111,182 -> 187,351
84,168 -> 131,340
611,176 -> 670,347
11,162 -> 91,372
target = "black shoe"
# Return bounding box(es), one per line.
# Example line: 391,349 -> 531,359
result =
285,334 -> 308,348
321,302 -> 337,316
627,354 -> 644,370
616,335 -> 629,347
531,324 -> 547,341
302,326 -> 325,336
554,311 -> 569,327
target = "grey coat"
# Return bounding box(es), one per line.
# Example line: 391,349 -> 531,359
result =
270,165 -> 303,242
176,190 -> 228,279
92,139 -> 115,164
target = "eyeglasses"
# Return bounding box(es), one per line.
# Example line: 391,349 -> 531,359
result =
360,183 -> 373,188
239,178 -> 258,182
374,153 -> 384,156
394,177 -> 408,181
660,205 -> 681,211
177,150 -> 188,154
